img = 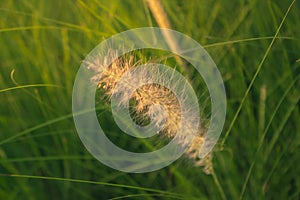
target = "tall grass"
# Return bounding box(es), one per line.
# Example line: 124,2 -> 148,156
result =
0,0 -> 299,199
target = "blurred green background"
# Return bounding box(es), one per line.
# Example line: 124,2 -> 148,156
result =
0,0 -> 299,199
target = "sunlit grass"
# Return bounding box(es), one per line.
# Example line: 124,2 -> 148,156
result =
0,0 -> 299,199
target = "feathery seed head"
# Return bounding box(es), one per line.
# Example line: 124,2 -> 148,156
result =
88,49 -> 210,172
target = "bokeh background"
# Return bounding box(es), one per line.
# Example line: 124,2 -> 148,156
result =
1,0 -> 299,199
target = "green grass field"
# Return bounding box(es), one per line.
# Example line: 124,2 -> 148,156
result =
1,0 -> 299,199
